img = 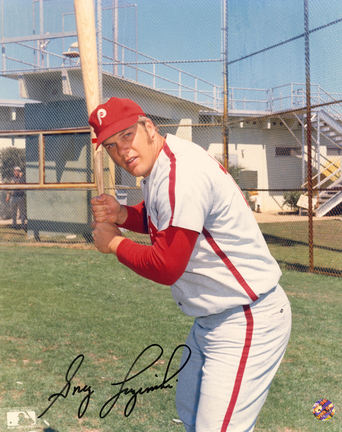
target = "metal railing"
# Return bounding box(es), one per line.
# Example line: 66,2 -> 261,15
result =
3,28 -> 342,122
3,26 -> 342,116
1,31 -> 222,111
229,82 -> 342,115
101,37 -> 222,110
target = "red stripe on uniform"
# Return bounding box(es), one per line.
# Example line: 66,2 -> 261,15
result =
202,228 -> 258,301
163,142 -> 176,225
221,305 -> 254,432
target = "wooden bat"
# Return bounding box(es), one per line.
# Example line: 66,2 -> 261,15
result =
74,0 -> 104,195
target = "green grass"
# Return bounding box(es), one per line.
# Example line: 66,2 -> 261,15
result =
1,218 -> 341,275
259,220 -> 342,274
259,220 -> 342,250
0,244 -> 341,431
255,271 -> 342,432
2,218 -> 341,275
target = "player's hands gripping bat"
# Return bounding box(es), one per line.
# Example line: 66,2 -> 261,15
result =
91,193 -> 127,225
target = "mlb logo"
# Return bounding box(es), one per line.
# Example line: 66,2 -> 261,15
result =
6,410 -> 36,429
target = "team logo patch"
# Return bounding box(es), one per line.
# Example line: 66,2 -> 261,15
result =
312,399 -> 335,421
97,108 -> 107,125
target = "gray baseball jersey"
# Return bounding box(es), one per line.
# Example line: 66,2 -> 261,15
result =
141,133 -> 281,317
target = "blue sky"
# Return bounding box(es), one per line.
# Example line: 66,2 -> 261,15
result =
1,0 -> 342,103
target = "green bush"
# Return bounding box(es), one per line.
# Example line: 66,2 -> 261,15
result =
283,191 -> 301,211
0,147 -> 25,181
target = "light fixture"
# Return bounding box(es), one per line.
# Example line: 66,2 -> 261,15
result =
11,108 -> 16,121
63,41 -> 80,59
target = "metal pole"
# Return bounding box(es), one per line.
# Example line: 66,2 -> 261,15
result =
38,133 -> 45,186
153,63 -> 156,89
178,71 -> 182,98
317,111 -> 321,191
304,0 -> 314,272
222,0 -> 229,171
135,4 -> 138,82
1,0 -> 5,71
301,114 -> 305,187
0,0 -> 3,40
122,46 -> 125,77
97,0 -> 103,102
33,0 -> 39,67
113,0 -> 118,75
39,0 -> 44,66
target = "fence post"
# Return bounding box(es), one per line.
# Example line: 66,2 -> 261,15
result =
317,111 -> 321,199
222,0 -> 229,171
304,0 -> 314,273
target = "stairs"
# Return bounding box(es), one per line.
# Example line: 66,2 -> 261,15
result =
311,110 -> 342,150
296,109 -> 342,217
313,157 -> 341,217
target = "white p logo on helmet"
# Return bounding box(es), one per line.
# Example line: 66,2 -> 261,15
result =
97,108 -> 107,125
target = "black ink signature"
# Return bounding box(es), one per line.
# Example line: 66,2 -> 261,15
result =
100,343 -> 191,418
38,354 -> 94,419
38,344 -> 191,419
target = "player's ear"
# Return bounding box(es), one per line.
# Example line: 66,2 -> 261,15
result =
144,118 -> 156,139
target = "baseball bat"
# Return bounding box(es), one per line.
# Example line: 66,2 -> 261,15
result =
74,0 -> 104,195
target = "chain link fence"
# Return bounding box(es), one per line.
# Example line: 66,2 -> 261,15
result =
0,0 -> 341,277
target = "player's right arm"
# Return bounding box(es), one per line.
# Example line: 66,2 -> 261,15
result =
91,194 -> 148,233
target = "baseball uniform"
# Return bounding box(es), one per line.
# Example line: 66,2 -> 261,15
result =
116,134 -> 291,431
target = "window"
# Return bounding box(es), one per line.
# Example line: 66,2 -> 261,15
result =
275,147 -> 300,156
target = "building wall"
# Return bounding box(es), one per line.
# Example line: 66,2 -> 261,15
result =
207,120 -> 305,212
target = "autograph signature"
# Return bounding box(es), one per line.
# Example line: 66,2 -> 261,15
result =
38,343 -> 191,419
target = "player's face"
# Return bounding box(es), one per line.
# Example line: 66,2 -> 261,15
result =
103,121 -> 160,177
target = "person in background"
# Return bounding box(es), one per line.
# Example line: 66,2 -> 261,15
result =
6,166 -> 26,230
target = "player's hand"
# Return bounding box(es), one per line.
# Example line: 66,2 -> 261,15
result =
91,194 -> 127,225
92,222 -> 123,254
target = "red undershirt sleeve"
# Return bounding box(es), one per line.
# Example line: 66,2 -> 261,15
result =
116,225 -> 199,285
118,201 -> 148,234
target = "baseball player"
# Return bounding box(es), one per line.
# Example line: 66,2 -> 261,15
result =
6,166 -> 26,230
90,97 -> 291,431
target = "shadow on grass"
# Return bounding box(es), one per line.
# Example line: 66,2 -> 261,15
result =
263,233 -> 342,253
278,260 -> 342,277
